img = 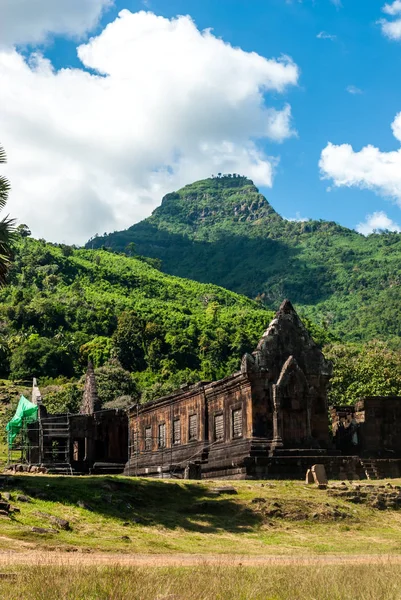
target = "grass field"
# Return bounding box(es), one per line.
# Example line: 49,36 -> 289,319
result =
0,561 -> 401,599
2,474 -> 401,556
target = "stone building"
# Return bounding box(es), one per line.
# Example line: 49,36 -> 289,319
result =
331,397 -> 401,457
125,300 -> 337,479
12,300 -> 401,479
25,363 -> 128,474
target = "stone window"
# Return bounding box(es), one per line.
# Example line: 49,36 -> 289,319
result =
131,430 -> 138,455
232,408 -> 243,438
173,419 -> 181,445
189,414 -> 198,441
158,423 -> 166,449
214,413 -> 224,442
145,427 -> 152,451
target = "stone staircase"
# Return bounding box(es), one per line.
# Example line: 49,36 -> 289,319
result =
360,459 -> 379,480
90,462 -> 125,475
358,459 -> 401,480
44,463 -> 74,476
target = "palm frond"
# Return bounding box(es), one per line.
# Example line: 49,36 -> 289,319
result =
0,145 -> 14,286
0,145 -> 7,164
0,175 -> 10,211
0,144 -> 10,211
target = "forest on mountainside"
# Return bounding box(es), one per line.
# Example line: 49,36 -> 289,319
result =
0,232 -> 275,414
0,223 -> 400,428
89,175 -> 401,345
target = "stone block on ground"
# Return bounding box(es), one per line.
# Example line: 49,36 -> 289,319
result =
31,527 -> 59,534
305,469 -> 314,484
214,486 -> 238,495
15,494 -> 31,503
311,464 -> 328,486
50,516 -> 70,530
77,500 -> 92,511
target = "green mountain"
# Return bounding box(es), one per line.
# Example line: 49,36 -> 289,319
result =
88,175 -> 401,343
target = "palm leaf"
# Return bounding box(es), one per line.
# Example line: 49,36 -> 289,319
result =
0,145 -> 6,164
0,216 -> 16,286
0,145 -> 10,211
0,175 -> 10,211
0,145 -> 14,285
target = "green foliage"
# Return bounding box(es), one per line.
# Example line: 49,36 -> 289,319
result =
16,223 -> 31,238
0,236 -> 274,402
91,176 -> 401,344
112,311 -> 147,371
93,361 -> 139,406
44,382 -> 83,414
80,336 -> 113,368
0,144 -> 16,286
9,335 -> 75,380
325,341 -> 401,405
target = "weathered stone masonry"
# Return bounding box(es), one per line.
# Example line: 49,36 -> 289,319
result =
124,300 -> 337,478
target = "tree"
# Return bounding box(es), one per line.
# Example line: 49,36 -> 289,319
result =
325,341 -> 401,405
0,145 -> 16,284
112,311 -> 147,371
16,224 -> 31,238
10,335 -> 75,380
80,336 -> 113,368
93,360 -> 139,406
125,242 -> 136,257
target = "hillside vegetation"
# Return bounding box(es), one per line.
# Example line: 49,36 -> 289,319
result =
90,175 -> 401,344
0,235 -> 277,415
0,231 -> 398,421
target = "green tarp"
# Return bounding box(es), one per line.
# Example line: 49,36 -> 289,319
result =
6,395 -> 38,446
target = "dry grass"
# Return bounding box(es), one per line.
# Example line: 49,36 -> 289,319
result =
0,559 -> 401,599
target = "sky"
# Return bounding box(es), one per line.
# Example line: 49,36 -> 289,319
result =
1,0 -> 401,244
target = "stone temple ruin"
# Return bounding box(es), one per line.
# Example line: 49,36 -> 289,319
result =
124,300 -> 401,480
6,300 -> 401,480
7,362 -> 127,475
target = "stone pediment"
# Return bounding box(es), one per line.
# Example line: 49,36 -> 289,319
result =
250,299 -> 332,381
276,355 -> 307,389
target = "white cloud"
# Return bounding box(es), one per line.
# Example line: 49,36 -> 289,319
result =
383,0 -> 401,15
0,0 -> 113,48
379,1 -> 401,40
356,211 -> 401,235
286,212 -> 309,222
0,10 -> 299,244
331,0 -> 342,7
346,85 -> 363,94
319,112 -> 401,205
317,31 -> 337,40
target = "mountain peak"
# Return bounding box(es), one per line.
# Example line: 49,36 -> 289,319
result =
178,174 -> 257,192
154,174 -> 280,229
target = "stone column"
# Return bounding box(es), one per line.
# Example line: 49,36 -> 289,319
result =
271,384 -> 283,452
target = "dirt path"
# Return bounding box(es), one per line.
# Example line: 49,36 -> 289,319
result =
1,552 -> 401,567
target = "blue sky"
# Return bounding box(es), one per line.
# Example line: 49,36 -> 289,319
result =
1,0 -> 401,242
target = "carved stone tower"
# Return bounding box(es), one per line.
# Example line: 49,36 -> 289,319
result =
241,299 -> 332,451
80,361 -> 101,415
